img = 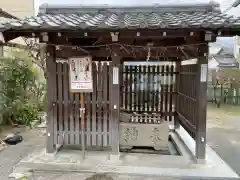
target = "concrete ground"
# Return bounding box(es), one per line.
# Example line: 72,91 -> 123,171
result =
207,118 -> 240,176
0,127 -> 45,180
207,104 -> 240,176
0,105 -> 240,179
0,128 -> 92,180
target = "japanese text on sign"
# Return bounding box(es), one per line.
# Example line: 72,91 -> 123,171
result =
69,56 -> 93,92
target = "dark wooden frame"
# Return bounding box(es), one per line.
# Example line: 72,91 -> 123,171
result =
2,28 -> 214,160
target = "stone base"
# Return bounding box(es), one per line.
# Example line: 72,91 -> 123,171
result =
10,130 -> 240,180
119,122 -> 169,151
108,153 -> 121,163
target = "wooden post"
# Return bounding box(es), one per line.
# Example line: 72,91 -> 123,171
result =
80,93 -> 85,159
45,45 -> 56,153
110,54 -> 121,154
195,44 -> 208,160
69,56 -> 92,157
174,60 -> 181,130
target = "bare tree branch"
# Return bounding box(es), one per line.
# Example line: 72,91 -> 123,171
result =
23,38 -> 47,78
0,38 -> 47,78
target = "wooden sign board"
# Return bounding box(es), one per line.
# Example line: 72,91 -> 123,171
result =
69,56 -> 93,93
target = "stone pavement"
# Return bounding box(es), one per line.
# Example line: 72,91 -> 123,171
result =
1,117 -> 240,180
27,172 -> 181,180
0,128 -> 88,180
207,117 -> 240,176
21,172 -> 92,180
10,128 -> 239,180
0,128 -> 44,180
1,128 -> 177,180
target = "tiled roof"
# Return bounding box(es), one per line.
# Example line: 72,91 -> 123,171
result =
0,17 -> 21,24
1,4 -> 240,31
213,37 -> 234,54
0,9 -> 18,19
212,54 -> 238,67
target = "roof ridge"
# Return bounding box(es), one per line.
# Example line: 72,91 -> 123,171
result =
38,2 -> 221,15
2,5 -> 239,32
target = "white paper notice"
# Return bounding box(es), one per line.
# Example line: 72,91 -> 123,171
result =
200,64 -> 208,82
113,67 -> 119,85
69,56 -> 93,92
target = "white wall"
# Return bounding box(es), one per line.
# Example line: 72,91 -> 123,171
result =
0,0 -> 34,19
226,6 -> 240,68
0,0 -> 35,52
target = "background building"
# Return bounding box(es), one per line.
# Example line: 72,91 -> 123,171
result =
0,0 -> 35,56
0,0 -> 34,19
223,0 -> 240,68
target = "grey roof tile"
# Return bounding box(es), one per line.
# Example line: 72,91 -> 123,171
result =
210,37 -> 235,55
0,6 -> 240,31
0,9 -> 18,19
212,54 -> 238,68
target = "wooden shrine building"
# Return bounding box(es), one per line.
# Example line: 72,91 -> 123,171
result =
1,2 -> 240,161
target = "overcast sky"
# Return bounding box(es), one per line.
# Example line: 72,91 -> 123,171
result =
34,0 -> 240,16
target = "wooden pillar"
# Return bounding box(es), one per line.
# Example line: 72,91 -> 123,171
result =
174,60 -> 181,129
45,45 -> 56,153
195,44 -> 208,160
110,54 -> 121,154
119,61 -> 124,108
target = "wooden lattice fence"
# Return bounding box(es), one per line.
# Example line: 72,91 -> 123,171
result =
121,63 -> 176,123
52,61 -> 112,149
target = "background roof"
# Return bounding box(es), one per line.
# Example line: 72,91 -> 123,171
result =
37,0 -> 214,6
209,37 -> 235,56
2,2 -> 238,32
35,0 -> 220,14
0,9 -> 18,19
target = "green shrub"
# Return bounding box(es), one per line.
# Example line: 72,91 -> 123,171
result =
0,49 -> 46,126
13,104 -> 39,126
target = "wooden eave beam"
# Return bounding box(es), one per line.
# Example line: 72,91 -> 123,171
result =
50,33 -> 203,46
55,45 -> 199,59
51,36 -> 189,47
6,29 -> 195,38
3,28 -> 239,42
56,29 -> 194,39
